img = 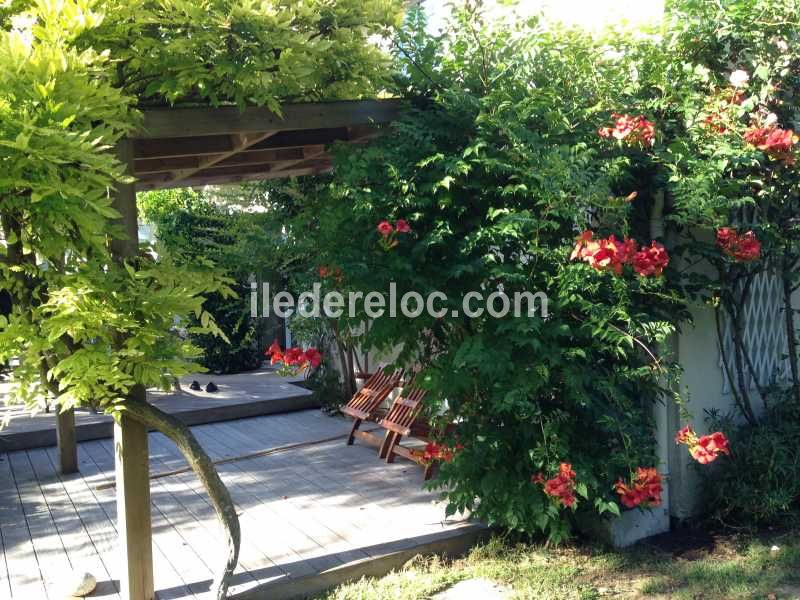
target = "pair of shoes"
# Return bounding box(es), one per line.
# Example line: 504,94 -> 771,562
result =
189,381 -> 219,393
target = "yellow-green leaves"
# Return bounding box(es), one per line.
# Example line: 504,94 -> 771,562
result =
77,0 -> 403,108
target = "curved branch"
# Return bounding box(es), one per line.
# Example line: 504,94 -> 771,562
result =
115,400 -> 240,600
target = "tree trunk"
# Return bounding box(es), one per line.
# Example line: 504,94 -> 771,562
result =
116,400 -> 240,600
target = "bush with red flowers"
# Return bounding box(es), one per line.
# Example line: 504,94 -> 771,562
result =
262,0 -> 800,542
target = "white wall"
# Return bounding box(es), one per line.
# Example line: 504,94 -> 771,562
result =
669,279 -> 800,520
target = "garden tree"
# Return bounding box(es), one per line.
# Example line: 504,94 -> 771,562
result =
0,0 -> 401,597
268,0 -> 800,539
269,5 -> 688,541
139,188 -> 284,374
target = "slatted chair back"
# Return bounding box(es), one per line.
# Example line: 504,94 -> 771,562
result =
341,367 -> 403,420
379,387 -> 427,437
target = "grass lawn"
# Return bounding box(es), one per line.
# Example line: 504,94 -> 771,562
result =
318,530 -> 800,599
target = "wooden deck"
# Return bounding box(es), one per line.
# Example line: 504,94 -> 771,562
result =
0,370 -> 315,452
0,410 -> 479,600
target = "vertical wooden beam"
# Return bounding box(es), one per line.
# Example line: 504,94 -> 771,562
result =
111,138 -> 155,600
55,407 -> 78,474
111,139 -> 140,259
114,406 -> 153,600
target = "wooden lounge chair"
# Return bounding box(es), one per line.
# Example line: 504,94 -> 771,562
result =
342,366 -> 404,447
377,387 -> 434,479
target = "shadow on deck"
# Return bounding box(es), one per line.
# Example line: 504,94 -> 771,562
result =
0,409 -> 484,600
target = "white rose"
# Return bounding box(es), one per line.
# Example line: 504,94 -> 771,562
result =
729,70 -> 750,88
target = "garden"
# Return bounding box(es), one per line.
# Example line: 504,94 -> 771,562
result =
1,0 -> 800,598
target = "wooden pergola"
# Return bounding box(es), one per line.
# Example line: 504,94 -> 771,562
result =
56,99 -> 401,600
132,100 -> 400,190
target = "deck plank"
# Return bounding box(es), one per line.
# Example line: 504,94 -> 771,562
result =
146,434 -> 288,596
186,425 -> 324,580
226,417 -> 409,547
12,450 -> 75,598
0,452 -> 48,599
85,439 -> 214,600
203,420 -> 367,555
68,441 -> 196,600
0,514 -> 10,600
26,447 -> 121,600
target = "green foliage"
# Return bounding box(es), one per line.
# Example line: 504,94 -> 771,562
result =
268,5 -> 686,542
77,0 -> 403,109
268,0 -> 800,540
627,0 -> 800,422
0,254 -> 233,414
704,393 -> 800,525
138,188 -> 284,373
0,0 -> 399,417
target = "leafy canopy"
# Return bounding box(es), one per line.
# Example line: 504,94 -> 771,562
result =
0,0 -> 401,415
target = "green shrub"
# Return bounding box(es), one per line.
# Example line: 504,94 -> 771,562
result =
705,394 -> 800,525
138,189 -> 279,374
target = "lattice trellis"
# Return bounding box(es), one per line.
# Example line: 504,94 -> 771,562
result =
719,270 -> 791,393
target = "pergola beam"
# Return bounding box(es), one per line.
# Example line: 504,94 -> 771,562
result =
130,101 -> 402,189
137,165 -> 328,191
135,147 -> 313,174
137,99 -> 401,139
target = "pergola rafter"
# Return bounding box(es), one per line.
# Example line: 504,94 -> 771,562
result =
130,100 -> 401,191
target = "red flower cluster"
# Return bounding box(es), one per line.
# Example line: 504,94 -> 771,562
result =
674,425 -> 694,445
598,113 -> 656,147
377,219 -> 412,251
716,228 -> 761,262
744,126 -> 798,164
423,441 -> 462,464
266,340 -> 322,375
614,467 -> 663,509
532,462 -> 577,508
692,432 -> 731,464
701,88 -> 746,134
377,219 -> 412,237
318,264 -> 344,282
633,241 -> 670,277
571,231 -> 668,277
675,425 -> 731,465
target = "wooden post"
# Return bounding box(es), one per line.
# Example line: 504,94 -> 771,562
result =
112,139 -> 155,600
114,405 -> 154,600
55,407 -> 78,474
